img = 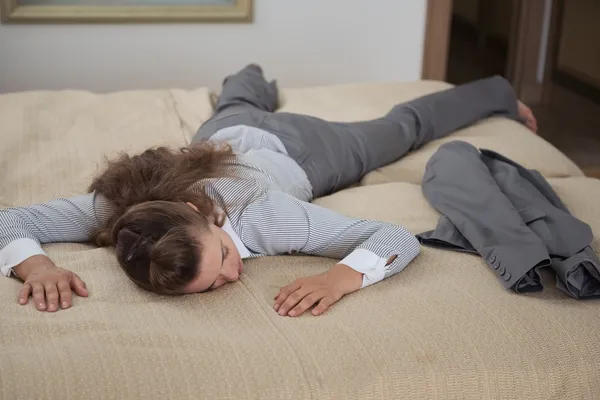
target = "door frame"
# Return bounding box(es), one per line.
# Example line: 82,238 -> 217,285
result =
421,0 -> 453,82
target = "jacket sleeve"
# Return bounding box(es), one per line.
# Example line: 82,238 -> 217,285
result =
239,191 -> 421,288
0,192 -> 113,277
418,141 -> 550,292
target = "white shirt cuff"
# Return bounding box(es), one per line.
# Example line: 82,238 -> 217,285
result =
0,238 -> 46,277
339,248 -> 388,289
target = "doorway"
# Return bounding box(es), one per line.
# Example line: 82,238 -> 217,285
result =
422,0 -> 600,177
446,0 -> 513,85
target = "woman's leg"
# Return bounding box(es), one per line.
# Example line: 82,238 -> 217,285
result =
213,63 -> 279,114
192,64 -> 279,142
194,65 -> 521,198
260,75 -> 521,197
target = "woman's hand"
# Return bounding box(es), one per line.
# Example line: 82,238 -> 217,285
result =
518,100 -> 538,133
13,255 -> 88,312
273,263 -> 363,317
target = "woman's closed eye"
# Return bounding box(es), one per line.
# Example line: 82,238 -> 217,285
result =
204,243 -> 230,292
222,245 -> 230,263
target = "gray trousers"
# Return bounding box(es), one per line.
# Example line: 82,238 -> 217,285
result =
193,64 -> 520,198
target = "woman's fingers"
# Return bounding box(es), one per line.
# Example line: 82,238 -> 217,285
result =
312,296 -> 336,316
31,283 -> 46,311
44,283 -> 60,312
18,283 -> 32,305
274,273 -> 343,317
57,280 -> 73,309
18,262 -> 88,311
70,273 -> 88,298
277,286 -> 311,316
288,292 -> 326,317
274,281 -> 301,310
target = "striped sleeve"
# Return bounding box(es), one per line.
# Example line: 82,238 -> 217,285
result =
238,191 -> 421,288
0,192 -> 113,277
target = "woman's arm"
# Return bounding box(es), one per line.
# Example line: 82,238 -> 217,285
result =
239,191 -> 421,316
0,191 -> 113,277
241,191 -> 420,285
0,192 -> 113,311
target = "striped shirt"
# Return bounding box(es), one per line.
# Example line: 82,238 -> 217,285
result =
0,126 -> 420,288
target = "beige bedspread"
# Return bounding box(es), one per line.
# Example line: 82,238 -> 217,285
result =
1,81 -> 598,400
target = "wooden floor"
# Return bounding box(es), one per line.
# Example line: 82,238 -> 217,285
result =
584,168 -> 600,179
532,86 -> 600,178
532,85 -> 600,178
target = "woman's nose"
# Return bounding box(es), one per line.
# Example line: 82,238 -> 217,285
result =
223,263 -> 240,282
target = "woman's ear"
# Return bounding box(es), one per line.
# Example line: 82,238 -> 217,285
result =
185,202 -> 199,212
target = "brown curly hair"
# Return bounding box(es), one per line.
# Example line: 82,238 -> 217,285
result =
88,140 -> 234,294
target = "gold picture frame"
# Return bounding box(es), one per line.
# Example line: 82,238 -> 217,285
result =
0,0 -> 252,24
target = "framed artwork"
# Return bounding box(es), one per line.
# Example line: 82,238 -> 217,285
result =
0,0 -> 252,23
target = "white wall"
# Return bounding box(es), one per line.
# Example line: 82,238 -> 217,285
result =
0,0 -> 427,93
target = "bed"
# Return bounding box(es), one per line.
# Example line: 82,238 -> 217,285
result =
1,80 -> 598,400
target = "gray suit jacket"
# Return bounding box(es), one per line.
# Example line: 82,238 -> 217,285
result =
417,141 -> 600,299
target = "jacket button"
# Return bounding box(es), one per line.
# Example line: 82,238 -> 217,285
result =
491,255 -> 496,263
491,262 -> 499,270
499,267 -> 506,276
503,272 -> 511,281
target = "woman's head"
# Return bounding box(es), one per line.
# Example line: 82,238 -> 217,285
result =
88,141 -> 241,294
112,201 -> 243,295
